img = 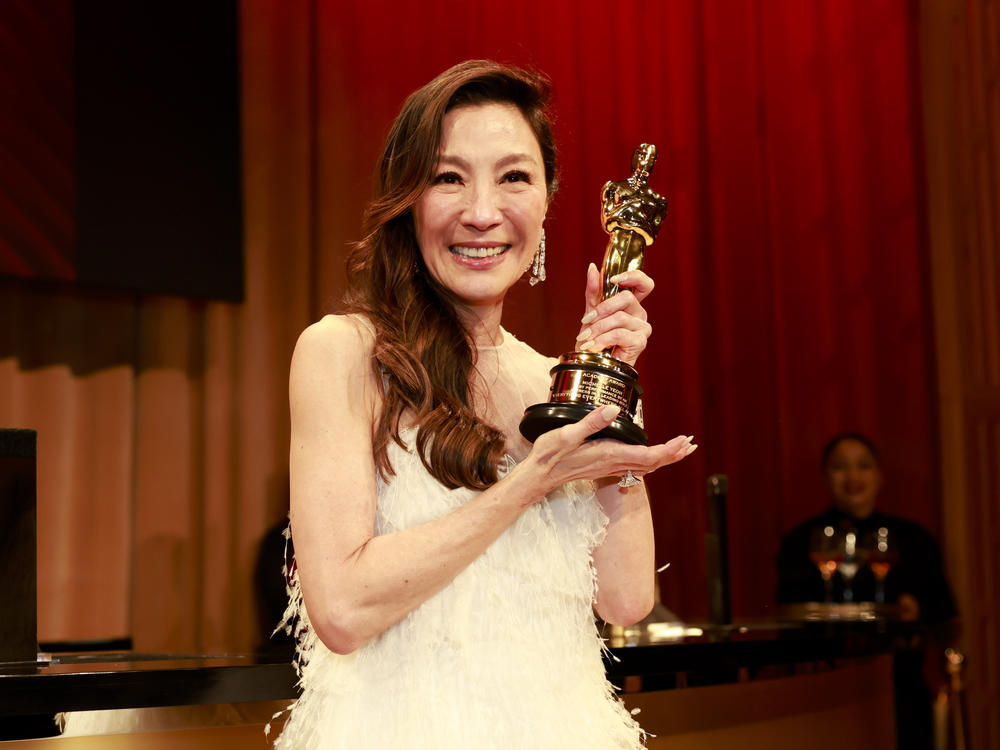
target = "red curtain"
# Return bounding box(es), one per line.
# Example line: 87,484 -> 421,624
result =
309,0 -> 936,620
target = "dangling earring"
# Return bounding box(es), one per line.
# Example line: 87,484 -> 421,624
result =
529,228 -> 547,286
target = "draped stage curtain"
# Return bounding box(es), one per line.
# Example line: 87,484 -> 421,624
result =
310,0 -> 936,619
0,3 -> 316,649
0,0 -> 938,650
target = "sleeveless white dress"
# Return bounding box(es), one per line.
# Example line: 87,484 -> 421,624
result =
274,327 -> 646,749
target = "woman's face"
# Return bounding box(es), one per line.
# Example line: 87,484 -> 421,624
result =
824,439 -> 882,519
413,102 -> 548,317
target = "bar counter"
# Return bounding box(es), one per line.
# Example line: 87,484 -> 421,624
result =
1,619 -> 896,748
0,653 -> 297,718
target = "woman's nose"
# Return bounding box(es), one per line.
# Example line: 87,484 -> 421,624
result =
844,467 -> 865,483
461,184 -> 503,229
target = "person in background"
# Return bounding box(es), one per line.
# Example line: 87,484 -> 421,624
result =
777,431 -> 957,750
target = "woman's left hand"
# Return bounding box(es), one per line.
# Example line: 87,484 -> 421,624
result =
575,263 -> 654,366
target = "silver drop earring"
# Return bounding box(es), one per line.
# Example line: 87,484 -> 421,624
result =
529,228 -> 547,286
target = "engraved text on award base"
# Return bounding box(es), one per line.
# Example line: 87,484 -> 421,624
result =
550,370 -> 631,412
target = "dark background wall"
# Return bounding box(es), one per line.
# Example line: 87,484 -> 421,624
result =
0,0 -> 243,301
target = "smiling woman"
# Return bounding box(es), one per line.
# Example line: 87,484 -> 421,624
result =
821,433 -> 883,520
414,102 -> 549,326
276,60 -> 696,749
342,61 -> 563,492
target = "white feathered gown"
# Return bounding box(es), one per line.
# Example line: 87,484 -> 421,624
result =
274,328 -> 646,749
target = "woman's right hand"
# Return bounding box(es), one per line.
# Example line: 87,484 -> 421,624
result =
518,404 -> 695,498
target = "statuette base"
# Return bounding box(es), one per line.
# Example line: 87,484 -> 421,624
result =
519,350 -> 648,446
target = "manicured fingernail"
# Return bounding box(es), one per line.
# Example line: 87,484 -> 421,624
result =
685,443 -> 698,456
581,310 -> 597,325
579,340 -> 596,351
601,405 -> 621,420
576,327 -> 592,342
609,273 -> 627,283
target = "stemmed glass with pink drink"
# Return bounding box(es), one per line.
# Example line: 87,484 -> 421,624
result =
863,526 -> 898,604
809,525 -> 844,603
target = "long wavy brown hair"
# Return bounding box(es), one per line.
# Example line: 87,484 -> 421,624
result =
342,60 -> 559,490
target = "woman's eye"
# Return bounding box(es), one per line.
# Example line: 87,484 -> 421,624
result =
502,170 -> 530,184
433,172 -> 462,185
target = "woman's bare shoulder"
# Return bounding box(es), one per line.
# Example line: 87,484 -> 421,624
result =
294,314 -> 375,362
290,314 -> 380,413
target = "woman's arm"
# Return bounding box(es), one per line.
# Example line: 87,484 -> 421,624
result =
290,315 -> 542,654
573,264 -> 696,625
591,481 -> 656,625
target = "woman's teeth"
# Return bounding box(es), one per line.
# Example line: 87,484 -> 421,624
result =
450,245 -> 508,258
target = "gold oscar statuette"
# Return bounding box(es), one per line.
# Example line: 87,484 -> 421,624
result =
519,143 -> 667,445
